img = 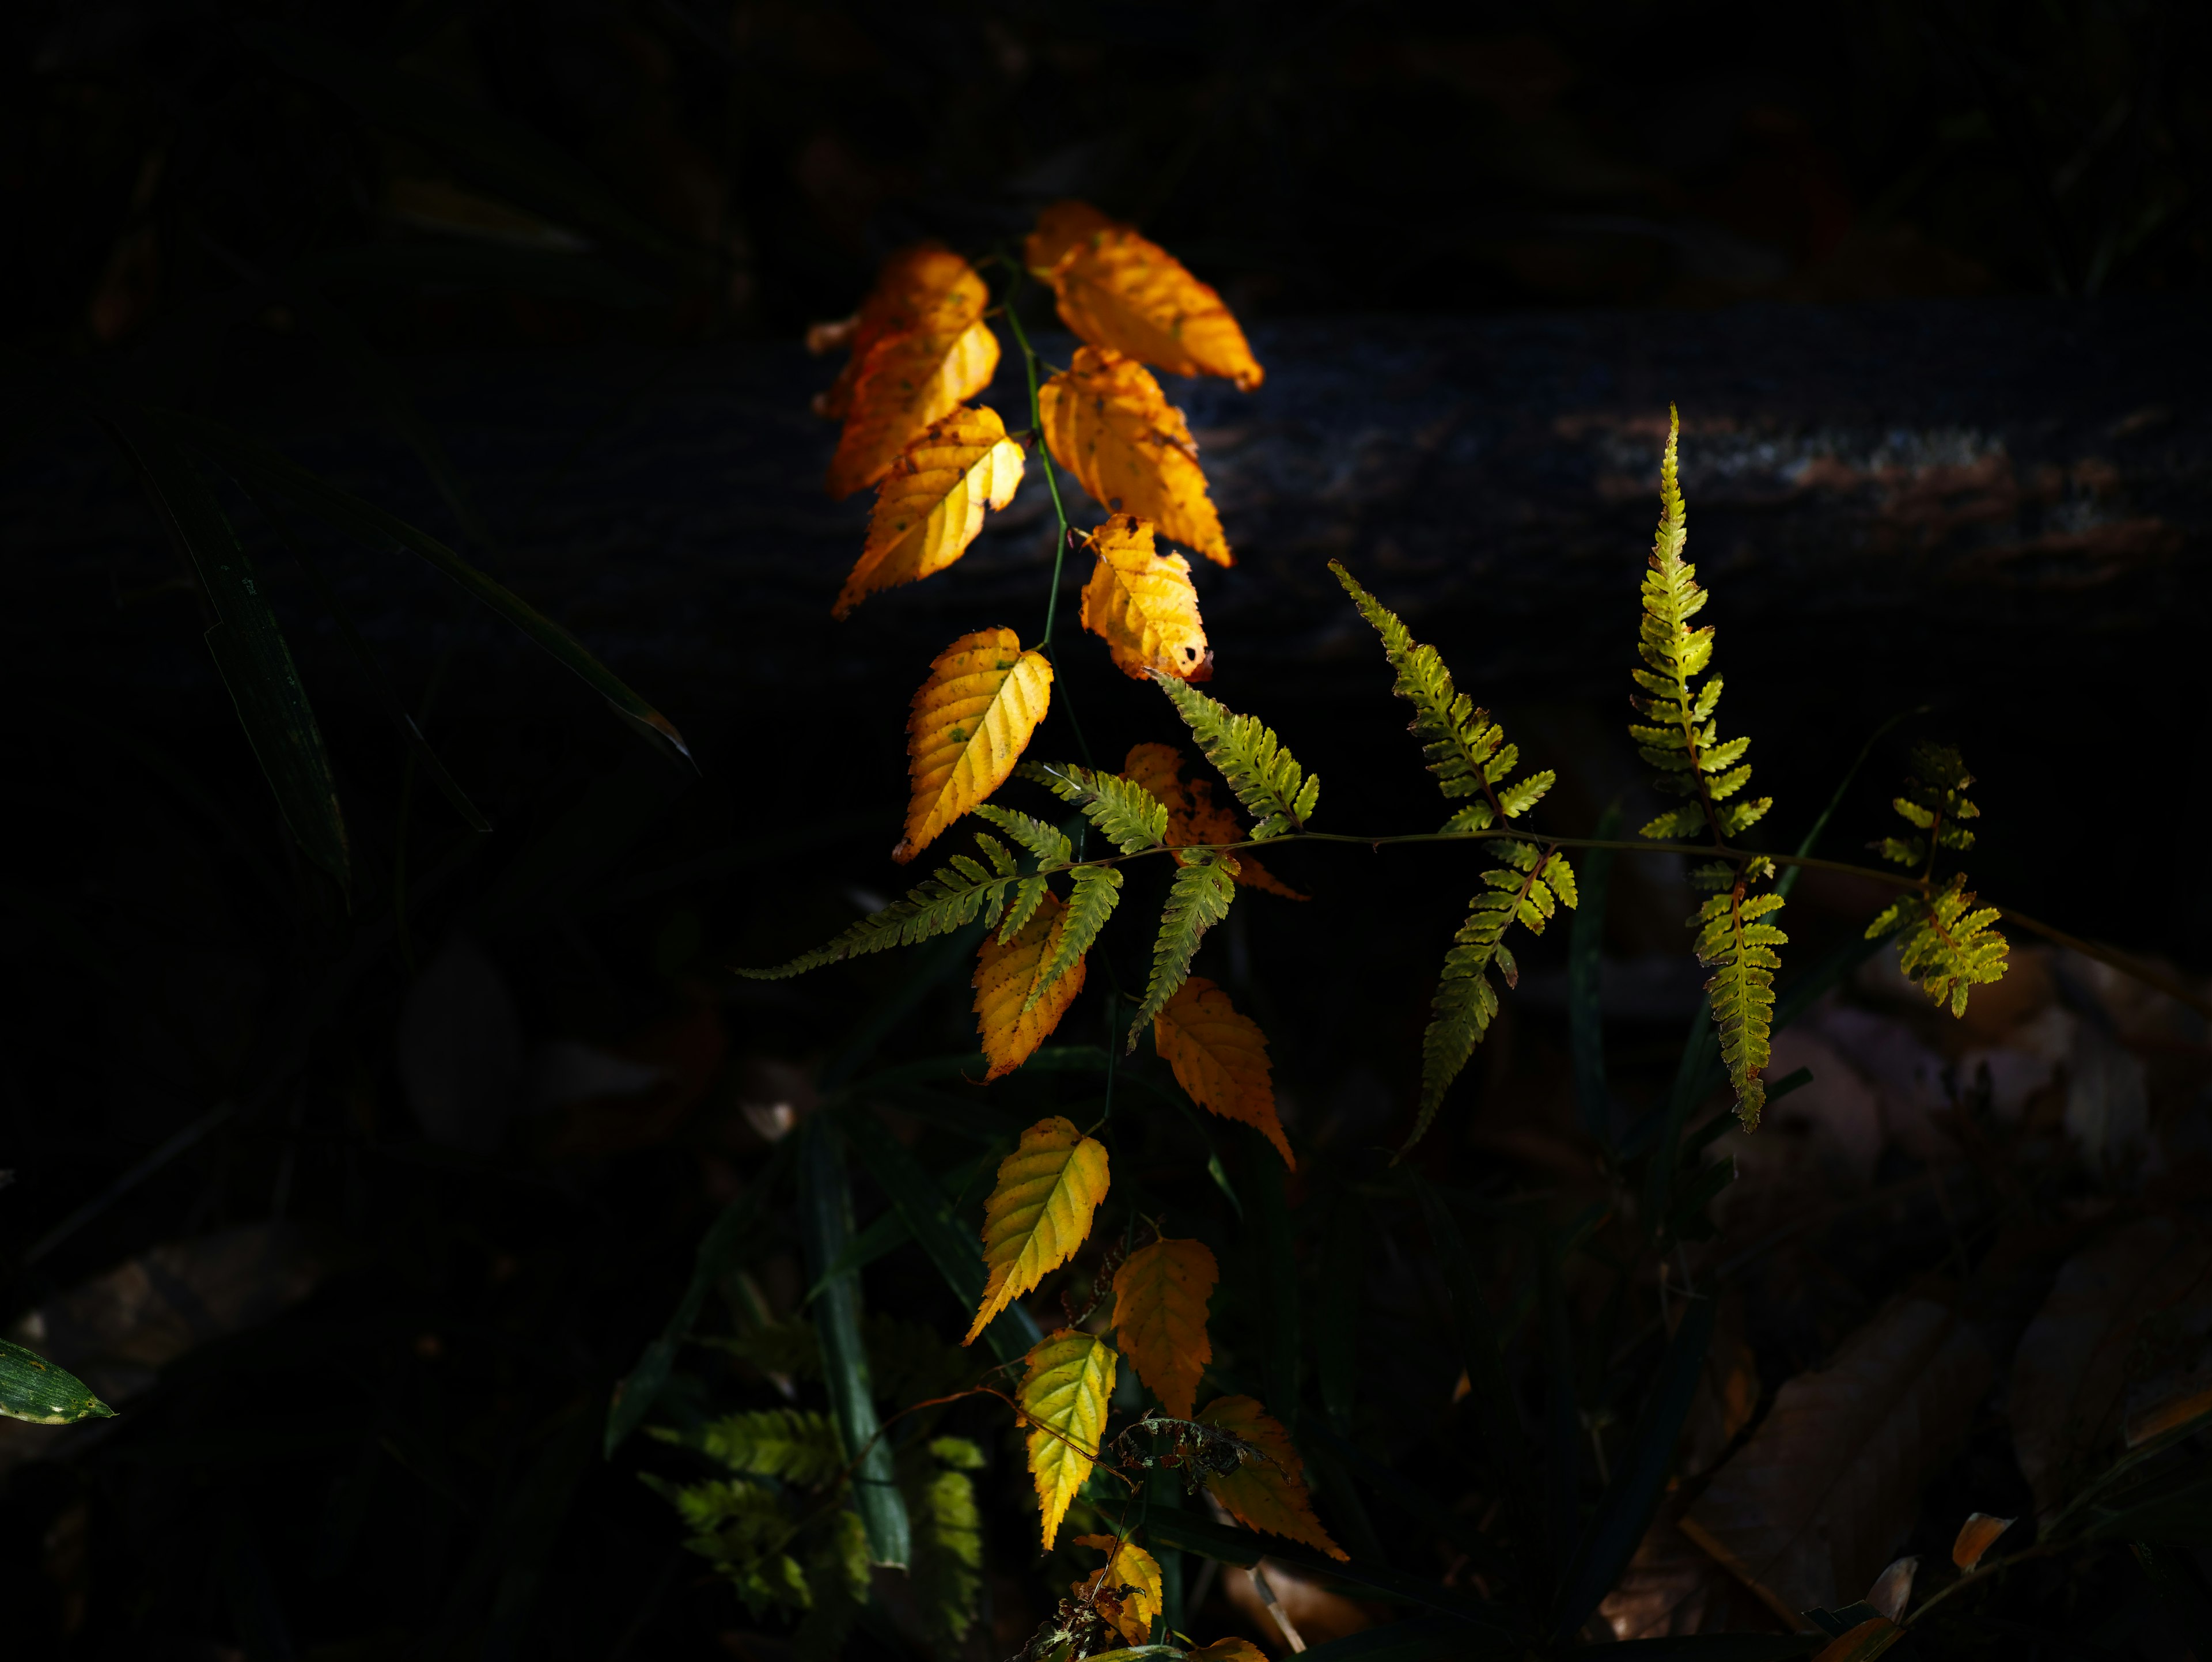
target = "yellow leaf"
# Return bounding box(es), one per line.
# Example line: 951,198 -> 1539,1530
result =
1153,979 -> 1292,1168
965,1116 -> 1111,1345
897,629 -> 1053,864
815,242 -> 986,423
1949,1511 -> 2015,1570
1024,200 -> 1264,392
1018,1331 -> 1116,1550
1071,1534 -> 1164,1644
975,890 -> 1086,1080
1111,1236 -> 1216,1420
827,313 -> 999,499
1080,514 -> 1210,680
1040,347 -> 1230,567
1122,744 -> 1305,900
1183,1642 -> 1271,1662
1197,1395 -> 1346,1559
838,406 -> 1025,618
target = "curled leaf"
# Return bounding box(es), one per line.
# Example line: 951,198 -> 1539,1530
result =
1041,347 -> 1230,566
838,406 -> 1025,616
1080,513 -> 1210,681
897,628 -> 1054,865
1950,1512 -> 2014,1570
1196,1395 -> 1346,1560
1112,1236 -> 1218,1420
1019,1331 -> 1116,1550
965,1116 -> 1111,1345
1025,199 -> 1263,392
828,310 -> 999,499
1153,979 -> 1290,1168
975,890 -> 1088,1079
815,241 -> 986,423
1072,1533 -> 1165,1644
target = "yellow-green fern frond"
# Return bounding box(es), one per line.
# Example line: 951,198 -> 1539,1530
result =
1020,760 -> 1168,853
740,835 -> 1013,978
1692,887 -> 1787,1129
1871,742 -> 1982,873
1330,561 -> 1556,832
1132,853 -> 1238,1042
1026,865 -> 1123,1012
1149,672 -> 1317,838
974,803 -> 1073,866
1409,842 -> 1576,1152
1868,877 -> 2009,1017
1628,407 -> 1771,844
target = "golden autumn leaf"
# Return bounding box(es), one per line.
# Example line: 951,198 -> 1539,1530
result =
826,289 -> 1000,499
1196,1395 -> 1346,1561
1040,347 -> 1230,566
897,628 -> 1054,864
1122,743 -> 1305,900
965,1116 -> 1111,1345
975,890 -> 1086,1080
838,406 -> 1025,617
1153,978 -> 1292,1168
1111,1236 -> 1216,1420
1071,1534 -> 1164,1644
1024,200 -> 1264,392
1018,1331 -> 1116,1550
1080,513 -> 1210,681
815,242 -> 986,423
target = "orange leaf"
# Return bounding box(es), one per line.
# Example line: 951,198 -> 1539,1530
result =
1018,1331 -> 1116,1549
1111,1236 -> 1217,1419
1025,200 -> 1264,392
815,242 -> 986,422
897,628 -> 1052,864
1080,514 -> 1210,680
1122,743 -> 1305,900
1154,978 -> 1291,1168
827,313 -> 999,499
965,1116 -> 1111,1345
838,406 -> 1025,617
1950,1511 -> 2015,1570
1196,1395 -> 1345,1560
1071,1534 -> 1164,1644
1040,347 -> 1230,566
975,890 -> 1087,1080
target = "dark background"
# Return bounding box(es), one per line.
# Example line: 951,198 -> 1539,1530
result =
3,2 -> 2210,1657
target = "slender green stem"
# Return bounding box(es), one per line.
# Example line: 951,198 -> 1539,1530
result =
998,269 -> 1077,649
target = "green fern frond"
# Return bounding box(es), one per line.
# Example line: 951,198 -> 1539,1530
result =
973,804 -> 1073,867
997,874 -> 1050,944
1132,853 -> 1238,1042
796,1510 -> 872,1662
1691,888 -> 1787,1128
1149,672 -> 1317,838
1330,562 -> 1558,834
1630,407 -> 1772,847
1019,760 -> 1168,853
1869,877 -> 2010,1017
641,1471 -> 810,1615
1027,865 -> 1124,1012
906,1443 -> 984,1648
696,1407 -> 847,1486
739,841 -> 1011,978
1872,742 -> 1983,871
1407,843 -> 1576,1152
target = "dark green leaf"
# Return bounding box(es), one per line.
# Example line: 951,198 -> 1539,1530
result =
161,409 -> 690,762
797,1118 -> 910,1567
0,1338 -> 115,1425
1316,1201 -> 1367,1430
1554,1287 -> 1715,1637
1245,1131 -> 1301,1434
103,407 -> 351,884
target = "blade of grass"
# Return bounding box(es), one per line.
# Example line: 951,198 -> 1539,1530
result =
1316,1199 -> 1366,1431
1775,707 -> 1925,902
1245,1130 -> 1301,1434
798,1117 -> 911,1566
604,1137 -> 793,1455
103,406 -> 351,885
1568,801 -> 1621,1140
802,1143 -> 1002,1308
161,409 -> 691,762
1554,1284 -> 1715,1637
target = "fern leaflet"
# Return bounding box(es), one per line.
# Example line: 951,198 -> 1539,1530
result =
739,836 -> 1011,978
1331,561 -> 1555,831
1866,744 -> 2009,1015
695,1407 -> 847,1486
1410,841 -> 1576,1150
997,874 -> 1050,944
1692,887 -> 1787,1129
974,803 -> 1073,867
1132,853 -> 1237,1042
1019,760 -> 1168,853
1149,672 -> 1317,838
1026,865 -> 1124,1013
